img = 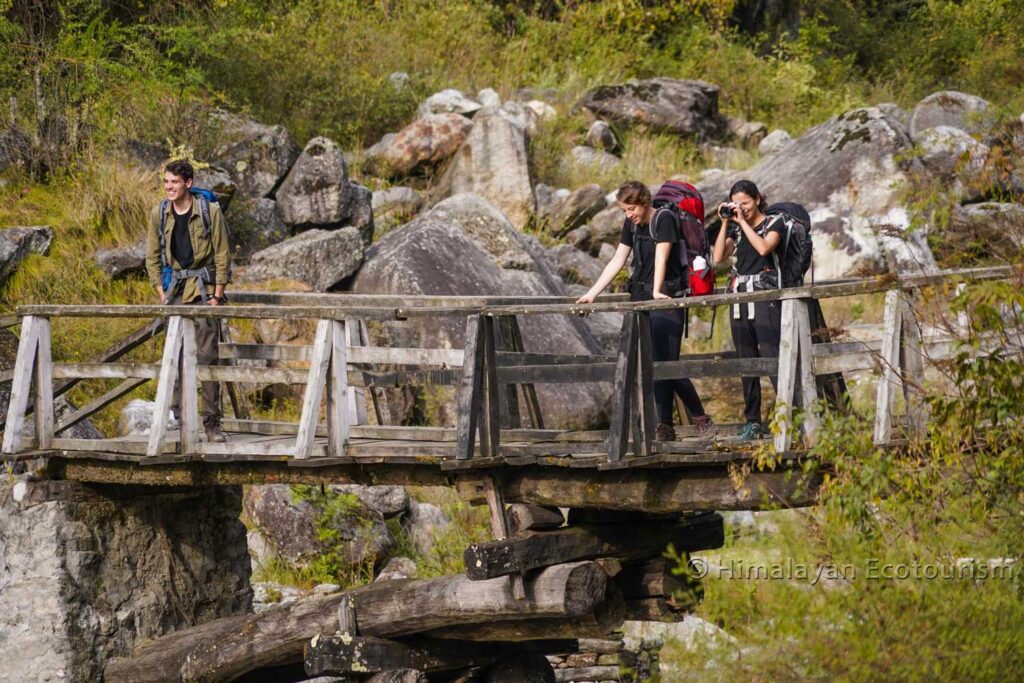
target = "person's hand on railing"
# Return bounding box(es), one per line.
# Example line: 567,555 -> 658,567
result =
652,291 -> 671,300
575,293 -> 596,304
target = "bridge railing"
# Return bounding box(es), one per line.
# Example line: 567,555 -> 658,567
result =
0,265 -> 1013,463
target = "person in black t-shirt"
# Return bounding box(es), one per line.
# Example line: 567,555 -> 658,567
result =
712,179 -> 785,441
577,181 -> 714,440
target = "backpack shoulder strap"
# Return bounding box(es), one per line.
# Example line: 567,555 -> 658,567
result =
197,194 -> 212,238
158,199 -> 170,268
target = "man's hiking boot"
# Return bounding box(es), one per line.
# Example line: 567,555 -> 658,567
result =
655,422 -> 676,441
736,421 -> 764,441
204,418 -> 227,443
694,415 -> 716,438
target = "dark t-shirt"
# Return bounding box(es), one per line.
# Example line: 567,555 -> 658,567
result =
727,215 -> 783,275
619,209 -> 685,300
171,206 -> 195,269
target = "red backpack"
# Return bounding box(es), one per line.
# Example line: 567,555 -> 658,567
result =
651,180 -> 714,295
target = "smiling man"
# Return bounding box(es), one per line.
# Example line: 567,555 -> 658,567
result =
145,159 -> 231,442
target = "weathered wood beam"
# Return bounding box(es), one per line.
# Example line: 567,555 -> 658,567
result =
304,635 -> 579,676
103,561 -> 607,683
508,504 -> 565,533
463,513 -> 723,580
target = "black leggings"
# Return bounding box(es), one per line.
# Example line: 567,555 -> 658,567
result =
729,299 -> 782,423
650,309 -> 706,425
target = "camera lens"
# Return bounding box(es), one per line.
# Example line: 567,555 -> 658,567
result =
718,206 -> 734,219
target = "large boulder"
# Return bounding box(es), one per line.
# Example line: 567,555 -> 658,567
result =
908,91 -> 993,141
916,125 -> 990,197
328,484 -> 409,519
193,164 -> 237,211
0,480 -> 250,681
244,484 -> 394,567
576,78 -> 728,140
417,89 -> 482,118
0,225 -> 53,286
367,113 -> 473,176
242,227 -> 363,291
442,108 -> 535,229
349,193 -> 610,429
229,197 -> 290,262
209,109 -> 301,199
401,501 -> 450,557
95,240 -> 146,278
536,183 -> 608,237
276,136 -> 374,241
696,106 -> 936,277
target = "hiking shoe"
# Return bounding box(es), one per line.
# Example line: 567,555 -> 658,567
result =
736,421 -> 764,441
655,422 -> 676,441
204,418 -> 227,443
694,415 -> 716,438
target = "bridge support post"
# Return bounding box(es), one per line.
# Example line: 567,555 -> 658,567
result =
296,319 -> 350,459
608,313 -> 638,462
774,299 -> 819,453
874,290 -> 904,445
1,315 -> 54,454
147,316 -> 185,457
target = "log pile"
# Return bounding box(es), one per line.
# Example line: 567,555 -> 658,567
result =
104,506 -> 723,682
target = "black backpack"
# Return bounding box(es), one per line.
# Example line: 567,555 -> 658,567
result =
765,202 -> 813,287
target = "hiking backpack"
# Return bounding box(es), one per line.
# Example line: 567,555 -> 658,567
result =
764,202 -> 813,287
651,180 -> 710,270
158,188 -> 230,292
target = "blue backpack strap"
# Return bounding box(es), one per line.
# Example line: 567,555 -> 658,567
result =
196,193 -> 212,238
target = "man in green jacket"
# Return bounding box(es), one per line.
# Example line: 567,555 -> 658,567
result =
145,159 -> 231,442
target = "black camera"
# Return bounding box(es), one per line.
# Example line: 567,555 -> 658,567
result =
718,205 -> 736,219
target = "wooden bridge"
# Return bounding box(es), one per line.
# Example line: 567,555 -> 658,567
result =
2,266 -> 1010,513
2,265 -> 1015,682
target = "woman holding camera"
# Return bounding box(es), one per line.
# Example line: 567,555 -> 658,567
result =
713,179 -> 784,441
577,180 -> 714,440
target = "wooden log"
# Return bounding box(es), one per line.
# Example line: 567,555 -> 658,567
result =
794,299 -> 820,446
327,320 -> 350,458
305,635 -> 577,676
18,303 -> 404,321
178,318 -> 200,454
463,513 -> 724,580
614,559 -> 686,600
103,561 -> 607,683
508,504 -> 565,533
480,476 -> 526,600
553,665 -> 621,682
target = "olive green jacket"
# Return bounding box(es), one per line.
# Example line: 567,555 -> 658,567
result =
145,198 -> 231,304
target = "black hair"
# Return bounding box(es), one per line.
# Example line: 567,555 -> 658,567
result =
165,159 -> 194,182
729,179 -> 766,211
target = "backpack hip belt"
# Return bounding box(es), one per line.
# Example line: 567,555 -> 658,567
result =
727,271 -> 775,319
167,266 -> 216,303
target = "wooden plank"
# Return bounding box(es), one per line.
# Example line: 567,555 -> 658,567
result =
494,355 -> 778,384
463,513 -> 724,580
18,303 -> 404,321
654,355 -> 777,379
480,476 -> 526,599
900,297 -> 928,439
477,265 -> 1013,317
219,343 -> 312,362
195,441 -> 298,457
344,320 -> 369,426
794,300 -> 819,446
229,290 -> 605,309
873,290 -> 903,446
51,363 -> 161,380
327,320 -> 350,458
634,312 -> 656,458
347,346 -> 464,367
296,320 -> 333,459
607,313 -> 638,463
456,315 -> 485,460
773,299 -> 799,453
0,314 -> 20,329
53,437 -> 176,455
56,377 -> 150,433
178,318 -> 201,455
506,316 -> 545,430
358,320 -> 386,425
218,322 -> 251,421
480,317 -> 501,458
495,316 -> 523,429
198,365 -> 310,384
31,318 -> 55,450
147,316 -> 184,458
